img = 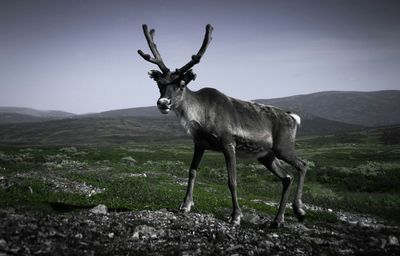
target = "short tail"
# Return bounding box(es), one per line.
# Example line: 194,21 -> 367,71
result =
288,112 -> 301,126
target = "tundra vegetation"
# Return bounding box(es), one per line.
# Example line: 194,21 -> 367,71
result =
0,127 -> 400,254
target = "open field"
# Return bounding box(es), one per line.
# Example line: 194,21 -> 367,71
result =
1,126 -> 400,254
1,127 -> 400,222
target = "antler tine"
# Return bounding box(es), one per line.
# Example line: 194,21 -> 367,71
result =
178,24 -> 213,74
137,24 -> 170,73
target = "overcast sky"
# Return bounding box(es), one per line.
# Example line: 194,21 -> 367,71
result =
1,0 -> 399,114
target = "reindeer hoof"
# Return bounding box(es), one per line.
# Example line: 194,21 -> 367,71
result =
293,207 -> 306,222
228,213 -> 242,226
179,202 -> 193,213
270,220 -> 285,228
228,217 -> 241,226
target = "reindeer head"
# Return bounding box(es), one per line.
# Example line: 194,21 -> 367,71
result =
138,24 -> 213,114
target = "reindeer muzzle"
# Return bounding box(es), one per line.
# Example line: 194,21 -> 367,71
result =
157,98 -> 172,114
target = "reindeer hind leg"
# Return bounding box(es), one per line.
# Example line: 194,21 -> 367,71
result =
258,153 -> 292,228
274,144 -> 307,222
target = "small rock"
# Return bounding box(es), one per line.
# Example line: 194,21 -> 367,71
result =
9,248 -> 19,254
338,249 -> 354,254
215,229 -> 226,241
108,232 -> 114,238
90,204 -> 108,215
380,238 -> 387,249
0,238 -> 7,248
129,173 -> 147,178
259,240 -> 274,248
295,223 -> 311,232
357,221 -> 370,228
388,235 -> 399,246
242,212 -> 260,224
132,225 -> 160,239
307,237 -> 325,245
226,244 -> 243,252
75,233 -> 83,239
268,233 -> 279,239
369,236 -> 379,246
121,156 -> 137,167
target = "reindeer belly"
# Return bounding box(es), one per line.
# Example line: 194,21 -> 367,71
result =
234,134 -> 272,159
183,119 -> 273,158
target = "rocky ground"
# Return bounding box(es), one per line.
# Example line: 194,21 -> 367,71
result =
0,205 -> 399,256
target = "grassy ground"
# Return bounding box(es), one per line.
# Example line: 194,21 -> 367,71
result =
0,128 -> 399,225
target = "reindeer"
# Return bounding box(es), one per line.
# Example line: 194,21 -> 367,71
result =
138,24 -> 307,228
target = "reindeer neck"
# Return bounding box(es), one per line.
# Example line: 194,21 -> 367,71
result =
173,88 -> 204,128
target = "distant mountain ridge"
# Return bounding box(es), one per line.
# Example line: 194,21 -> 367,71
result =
0,117 -> 187,146
84,106 -> 167,119
2,90 -> 399,126
0,107 -> 75,118
0,115 -> 361,146
0,90 -> 398,145
80,90 -> 400,127
254,90 -> 400,127
0,107 -> 75,124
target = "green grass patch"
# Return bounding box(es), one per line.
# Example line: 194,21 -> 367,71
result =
1,129 -> 400,224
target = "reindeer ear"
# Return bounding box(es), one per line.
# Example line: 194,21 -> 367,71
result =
148,70 -> 163,81
181,69 -> 197,86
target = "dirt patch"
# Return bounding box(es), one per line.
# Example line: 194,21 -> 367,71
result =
0,207 -> 399,255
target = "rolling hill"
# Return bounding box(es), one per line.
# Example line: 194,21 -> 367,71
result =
91,106 -> 163,118
0,114 -> 360,146
0,107 -> 75,124
80,90 -> 400,127
2,90 -> 399,146
254,90 -> 400,127
0,117 -> 188,146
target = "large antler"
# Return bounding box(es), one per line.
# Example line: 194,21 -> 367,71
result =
138,24 -> 170,73
178,24 -> 213,74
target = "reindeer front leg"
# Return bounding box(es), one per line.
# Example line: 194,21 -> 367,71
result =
180,145 -> 204,212
223,142 -> 242,225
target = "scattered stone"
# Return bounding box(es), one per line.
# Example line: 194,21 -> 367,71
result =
307,237 -> 325,245
121,156 -> 137,167
0,207 -> 399,255
389,235 -> 399,246
269,233 -> 279,239
128,173 -> 147,178
357,221 -> 370,228
242,212 -> 261,224
90,204 -> 108,215
338,249 -> 354,254
0,176 -> 8,189
381,238 -> 387,249
215,228 -> 226,241
225,244 -> 243,252
295,223 -> 311,232
259,240 -> 275,248
132,225 -> 160,239
0,238 -> 7,248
